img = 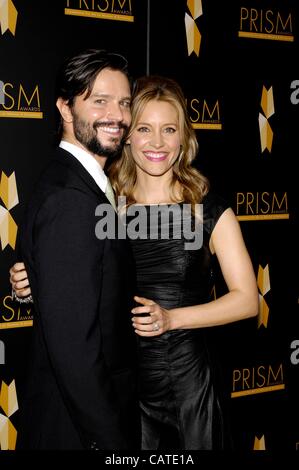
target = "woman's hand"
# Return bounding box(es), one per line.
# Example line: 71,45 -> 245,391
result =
131,295 -> 171,337
9,262 -> 31,297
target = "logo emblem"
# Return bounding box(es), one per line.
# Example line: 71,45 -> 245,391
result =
185,0 -> 202,56
259,85 -> 275,153
254,435 -> 266,450
257,265 -> 270,328
0,380 -> 18,450
0,0 -> 18,36
0,171 -> 19,250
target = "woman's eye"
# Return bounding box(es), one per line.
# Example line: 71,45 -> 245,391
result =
165,127 -> 176,133
137,127 -> 149,132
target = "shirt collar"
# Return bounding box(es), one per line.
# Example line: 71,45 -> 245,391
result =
59,140 -> 107,193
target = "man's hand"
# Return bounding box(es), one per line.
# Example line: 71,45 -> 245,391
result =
9,262 -> 31,297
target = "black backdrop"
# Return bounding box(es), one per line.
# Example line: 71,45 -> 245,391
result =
0,0 -> 298,452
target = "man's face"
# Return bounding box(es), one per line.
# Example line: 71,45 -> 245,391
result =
71,68 -> 131,159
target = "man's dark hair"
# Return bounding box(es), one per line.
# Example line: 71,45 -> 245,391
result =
55,48 -> 131,106
54,49 -> 131,143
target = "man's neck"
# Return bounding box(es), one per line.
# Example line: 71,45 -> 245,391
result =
61,137 -> 107,169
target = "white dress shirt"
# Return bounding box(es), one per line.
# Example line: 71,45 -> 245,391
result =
59,140 -> 108,193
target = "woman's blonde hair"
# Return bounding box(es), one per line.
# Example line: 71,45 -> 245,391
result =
108,75 -> 209,206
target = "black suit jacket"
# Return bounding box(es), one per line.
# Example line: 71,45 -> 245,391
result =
17,147 -> 140,450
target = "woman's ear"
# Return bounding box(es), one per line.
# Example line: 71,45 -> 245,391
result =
56,97 -> 73,123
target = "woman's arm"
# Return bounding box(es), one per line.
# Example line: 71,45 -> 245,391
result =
171,208 -> 258,328
132,208 -> 259,336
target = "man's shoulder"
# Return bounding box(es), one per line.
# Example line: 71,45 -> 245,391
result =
24,147 -> 106,220
28,148 -> 89,205
24,150 -> 87,213
37,147 -> 75,185
25,185 -> 96,231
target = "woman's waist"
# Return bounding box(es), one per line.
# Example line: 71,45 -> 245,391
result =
138,327 -> 207,348
136,284 -> 209,309
137,328 -> 210,370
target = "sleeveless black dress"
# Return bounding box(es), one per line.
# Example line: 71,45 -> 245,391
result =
128,192 -> 230,450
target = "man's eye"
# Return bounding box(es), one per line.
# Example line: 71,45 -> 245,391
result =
121,101 -> 131,108
95,99 -> 106,104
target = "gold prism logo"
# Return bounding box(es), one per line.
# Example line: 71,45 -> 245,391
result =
64,0 -> 134,23
0,171 -> 19,250
257,264 -> 270,328
185,0 -> 202,56
0,0 -> 18,36
0,380 -> 18,450
254,434 -> 266,450
238,8 -> 294,42
259,85 -> 275,153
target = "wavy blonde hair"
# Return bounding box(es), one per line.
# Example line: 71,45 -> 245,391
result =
108,75 -> 209,207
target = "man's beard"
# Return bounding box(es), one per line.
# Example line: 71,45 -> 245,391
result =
72,111 -> 128,160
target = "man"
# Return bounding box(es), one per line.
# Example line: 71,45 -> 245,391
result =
12,49 -> 140,450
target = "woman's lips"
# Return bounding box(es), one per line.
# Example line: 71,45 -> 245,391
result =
143,151 -> 168,162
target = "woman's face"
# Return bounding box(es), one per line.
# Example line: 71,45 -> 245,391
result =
128,99 -> 182,177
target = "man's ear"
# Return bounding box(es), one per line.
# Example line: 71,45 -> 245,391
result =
56,97 -> 73,123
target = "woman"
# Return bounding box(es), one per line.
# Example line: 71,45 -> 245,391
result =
10,75 -> 258,450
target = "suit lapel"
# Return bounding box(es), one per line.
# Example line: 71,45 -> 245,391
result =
54,147 -> 108,201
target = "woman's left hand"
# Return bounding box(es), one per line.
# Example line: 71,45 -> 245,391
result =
131,295 -> 171,337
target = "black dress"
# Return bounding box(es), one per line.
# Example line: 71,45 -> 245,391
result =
128,192 -> 230,450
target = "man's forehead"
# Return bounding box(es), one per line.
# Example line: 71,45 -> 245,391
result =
91,68 -> 131,93
95,67 -> 129,82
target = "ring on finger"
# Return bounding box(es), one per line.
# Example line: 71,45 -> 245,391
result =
152,322 -> 159,332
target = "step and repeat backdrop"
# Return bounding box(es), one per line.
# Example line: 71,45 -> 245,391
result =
0,0 -> 298,451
